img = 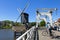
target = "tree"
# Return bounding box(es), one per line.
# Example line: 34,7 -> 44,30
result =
2,20 -> 12,29
30,22 -> 36,26
39,20 -> 46,27
13,22 -> 22,26
0,20 -> 24,29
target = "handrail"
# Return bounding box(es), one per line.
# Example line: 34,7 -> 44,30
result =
16,26 -> 35,40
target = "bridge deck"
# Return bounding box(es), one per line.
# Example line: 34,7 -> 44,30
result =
38,29 -> 60,40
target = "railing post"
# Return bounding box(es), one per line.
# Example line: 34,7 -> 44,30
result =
22,36 -> 25,40
30,30 -> 32,38
26,32 -> 30,40
30,29 -> 33,38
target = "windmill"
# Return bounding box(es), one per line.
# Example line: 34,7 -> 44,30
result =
16,2 -> 29,23
15,1 -> 30,29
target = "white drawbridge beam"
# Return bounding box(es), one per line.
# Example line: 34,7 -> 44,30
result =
40,12 -> 52,26
36,8 -> 57,26
36,11 -> 47,27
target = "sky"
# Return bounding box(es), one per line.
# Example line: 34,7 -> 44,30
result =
0,0 -> 60,22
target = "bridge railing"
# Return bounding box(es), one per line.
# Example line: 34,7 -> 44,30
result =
16,26 -> 35,40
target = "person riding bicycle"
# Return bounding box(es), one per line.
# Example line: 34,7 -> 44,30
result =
49,23 -> 59,38
46,22 -> 50,29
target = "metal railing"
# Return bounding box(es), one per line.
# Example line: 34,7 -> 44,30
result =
16,26 -> 35,40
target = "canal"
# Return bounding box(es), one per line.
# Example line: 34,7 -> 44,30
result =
0,29 -> 16,40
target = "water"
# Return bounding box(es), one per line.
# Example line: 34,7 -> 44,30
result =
0,29 -> 14,40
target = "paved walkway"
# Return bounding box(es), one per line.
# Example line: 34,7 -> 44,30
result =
38,29 -> 60,40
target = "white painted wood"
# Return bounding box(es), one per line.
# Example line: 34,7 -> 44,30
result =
16,26 -> 35,40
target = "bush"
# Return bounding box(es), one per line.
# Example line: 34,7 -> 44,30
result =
39,20 -> 46,27
30,22 -> 36,26
2,26 -> 12,29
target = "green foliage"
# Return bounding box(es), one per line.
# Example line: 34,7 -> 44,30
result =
0,20 -> 22,29
39,20 -> 46,27
13,22 -> 22,26
30,22 -> 36,26
0,20 -> 46,29
2,26 -> 12,29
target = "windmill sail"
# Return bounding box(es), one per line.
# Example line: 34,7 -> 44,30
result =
16,1 -> 29,22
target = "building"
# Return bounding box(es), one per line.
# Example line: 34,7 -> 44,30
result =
54,18 -> 60,26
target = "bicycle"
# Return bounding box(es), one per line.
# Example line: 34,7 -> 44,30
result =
42,29 -> 56,37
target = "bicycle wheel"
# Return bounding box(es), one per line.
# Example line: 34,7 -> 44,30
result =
42,30 -> 48,36
52,31 -> 56,37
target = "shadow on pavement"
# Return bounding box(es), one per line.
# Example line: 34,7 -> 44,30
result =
54,36 -> 60,39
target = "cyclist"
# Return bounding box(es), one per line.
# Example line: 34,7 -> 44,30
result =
46,22 -> 50,29
49,24 -> 59,38
46,22 -> 54,37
